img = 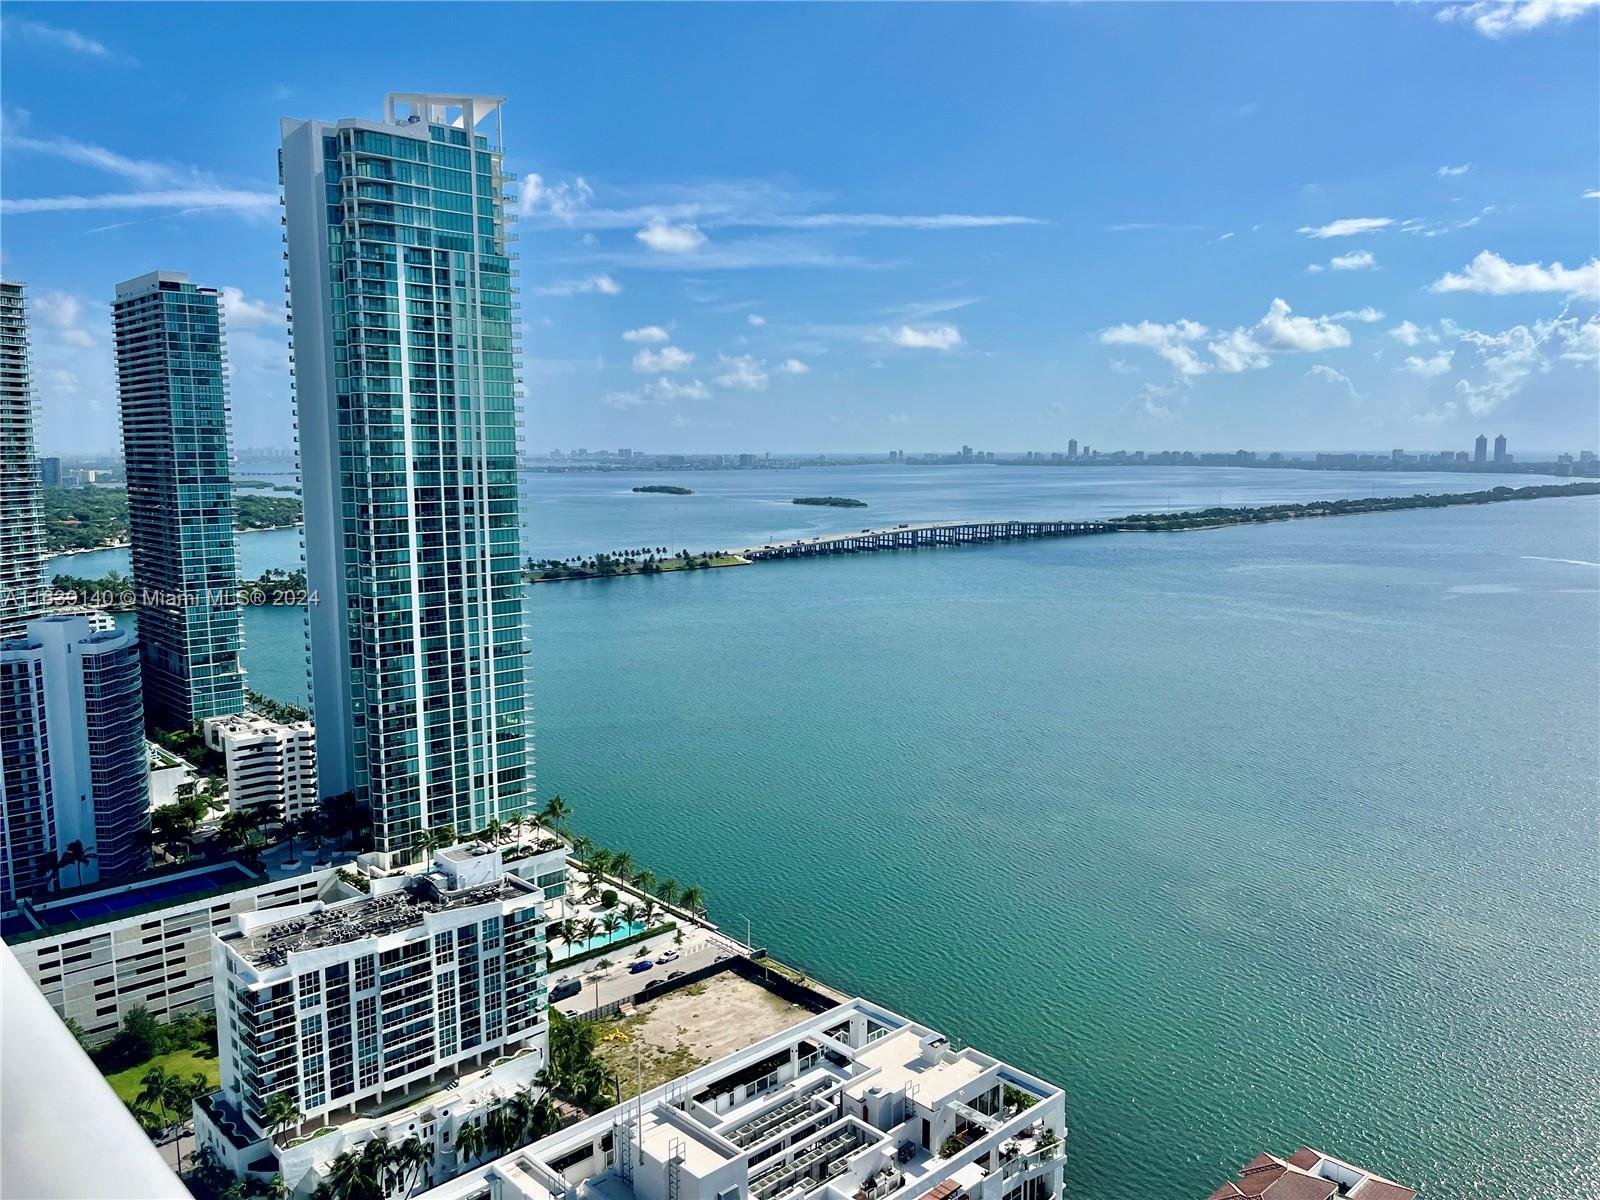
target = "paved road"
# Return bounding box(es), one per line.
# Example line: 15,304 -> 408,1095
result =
549,921 -> 745,1016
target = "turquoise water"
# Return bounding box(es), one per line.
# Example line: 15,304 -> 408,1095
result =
549,918 -> 650,964
67,471 -> 1600,1196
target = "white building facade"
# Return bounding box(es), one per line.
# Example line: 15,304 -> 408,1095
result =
207,847 -> 549,1139
204,711 -> 318,818
0,614 -> 150,906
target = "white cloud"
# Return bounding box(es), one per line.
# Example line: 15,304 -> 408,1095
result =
636,219 -> 707,254
776,358 -> 810,374
516,173 -> 594,222
1430,250 -> 1600,299
220,286 -> 280,329
632,345 -> 694,373
1332,307 -> 1385,322
652,377 -> 711,400
601,389 -> 653,411
1298,217 -> 1394,239
1330,250 -> 1377,271
888,413 -> 911,425
1307,364 -> 1360,398
535,274 -> 623,297
1389,320 -> 1439,346
714,354 -> 770,391
1,17 -> 134,63
1208,328 -> 1271,373
1560,317 -> 1600,364
1436,0 -> 1599,39
747,313 -> 766,327
890,324 -> 963,351
1255,297 -> 1352,352
32,291 -> 95,347
1586,190 -> 1600,200
0,188 -> 276,216
1100,319 -> 1211,377
1437,163 -> 1474,177
1447,314 -> 1598,414
763,212 -> 1041,230
1403,351 -> 1455,377
622,325 -> 670,343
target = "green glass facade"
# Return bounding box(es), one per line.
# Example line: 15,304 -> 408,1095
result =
283,97 -> 530,857
112,272 -> 246,727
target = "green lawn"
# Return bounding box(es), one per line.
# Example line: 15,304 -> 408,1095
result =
104,1048 -> 221,1108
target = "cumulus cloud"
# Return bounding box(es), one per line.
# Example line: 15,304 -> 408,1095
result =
775,358 -> 810,374
636,219 -> 707,254
601,389 -> 652,411
31,291 -> 96,347
1254,298 -> 1352,352
1389,320 -> 1439,346
747,313 -> 766,327
1403,351 -> 1455,377
1307,364 -> 1360,398
1430,250 -> 1600,299
516,173 -> 594,221
1330,250 -> 1377,271
890,324 -> 963,351
632,345 -> 694,373
1450,314 -> 1598,414
1436,0 -> 1599,39
1299,217 -> 1394,239
1332,307 -> 1385,323
714,354 -> 770,391
1099,319 -> 1211,377
622,325 -> 670,343
1437,163 -> 1474,177
652,377 -> 711,400
220,286 -> 281,328
1208,328 -> 1272,373
535,274 -> 623,297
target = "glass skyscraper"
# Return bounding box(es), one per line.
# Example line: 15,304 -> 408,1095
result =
112,271 -> 246,728
280,94 -> 531,860
0,280 -> 44,642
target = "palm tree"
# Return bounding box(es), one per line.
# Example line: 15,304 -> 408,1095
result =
559,918 -> 581,957
609,850 -> 636,884
602,911 -> 623,938
633,868 -> 657,897
217,809 -> 260,853
680,884 -> 706,917
390,1135 -> 430,1197
280,814 -> 303,862
656,879 -> 682,909
136,1065 -> 176,1129
586,846 -> 614,877
262,1089 -> 305,1142
432,823 -> 457,849
57,840 -> 94,887
640,898 -> 659,928
504,813 -> 524,845
541,793 -> 572,826
570,834 -> 593,861
410,827 -> 437,864
482,817 -> 505,845
580,916 -> 601,946
453,1121 -> 487,1165
620,902 -> 640,930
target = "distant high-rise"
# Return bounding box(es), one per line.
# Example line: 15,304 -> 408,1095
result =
1068,438 -> 1078,459
37,456 -> 60,487
0,615 -> 150,906
281,94 -> 532,859
1474,434 -> 1488,464
0,281 -> 45,641
113,271 -> 246,728
1493,434 -> 1508,464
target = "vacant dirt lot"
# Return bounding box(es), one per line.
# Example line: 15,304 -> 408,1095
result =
594,972 -> 809,1098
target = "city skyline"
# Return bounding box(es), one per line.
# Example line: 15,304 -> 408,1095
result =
2,3 -> 1597,458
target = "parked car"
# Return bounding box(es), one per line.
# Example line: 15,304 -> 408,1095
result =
658,948 -> 679,962
629,959 -> 654,974
668,970 -> 685,980
550,978 -> 582,1001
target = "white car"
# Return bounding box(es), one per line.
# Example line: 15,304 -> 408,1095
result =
658,948 -> 680,963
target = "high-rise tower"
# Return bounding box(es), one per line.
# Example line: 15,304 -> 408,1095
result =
112,271 -> 246,727
0,281 -> 45,641
1473,434 -> 1487,464
1493,434 -> 1508,464
280,94 -> 531,859
0,615 -> 150,905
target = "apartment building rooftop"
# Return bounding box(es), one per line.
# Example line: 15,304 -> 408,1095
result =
414,997 -> 1066,1200
224,874 -> 535,968
1209,1148 -> 1418,1200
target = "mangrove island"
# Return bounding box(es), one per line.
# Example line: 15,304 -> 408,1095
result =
793,496 -> 867,508
632,485 -> 694,495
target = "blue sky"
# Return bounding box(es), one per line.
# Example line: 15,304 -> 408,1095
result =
2,1 -> 1596,457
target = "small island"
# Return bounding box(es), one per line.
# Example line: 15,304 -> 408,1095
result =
633,485 -> 694,496
793,496 -> 867,508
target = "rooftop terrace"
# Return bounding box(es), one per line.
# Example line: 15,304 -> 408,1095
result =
226,876 -> 534,968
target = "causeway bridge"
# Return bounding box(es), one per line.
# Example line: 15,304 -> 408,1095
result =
733,519 -> 1114,561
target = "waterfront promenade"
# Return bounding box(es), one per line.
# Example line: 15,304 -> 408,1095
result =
732,518 -> 1112,560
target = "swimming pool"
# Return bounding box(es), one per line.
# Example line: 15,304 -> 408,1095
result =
33,863 -> 259,927
548,918 -> 649,963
